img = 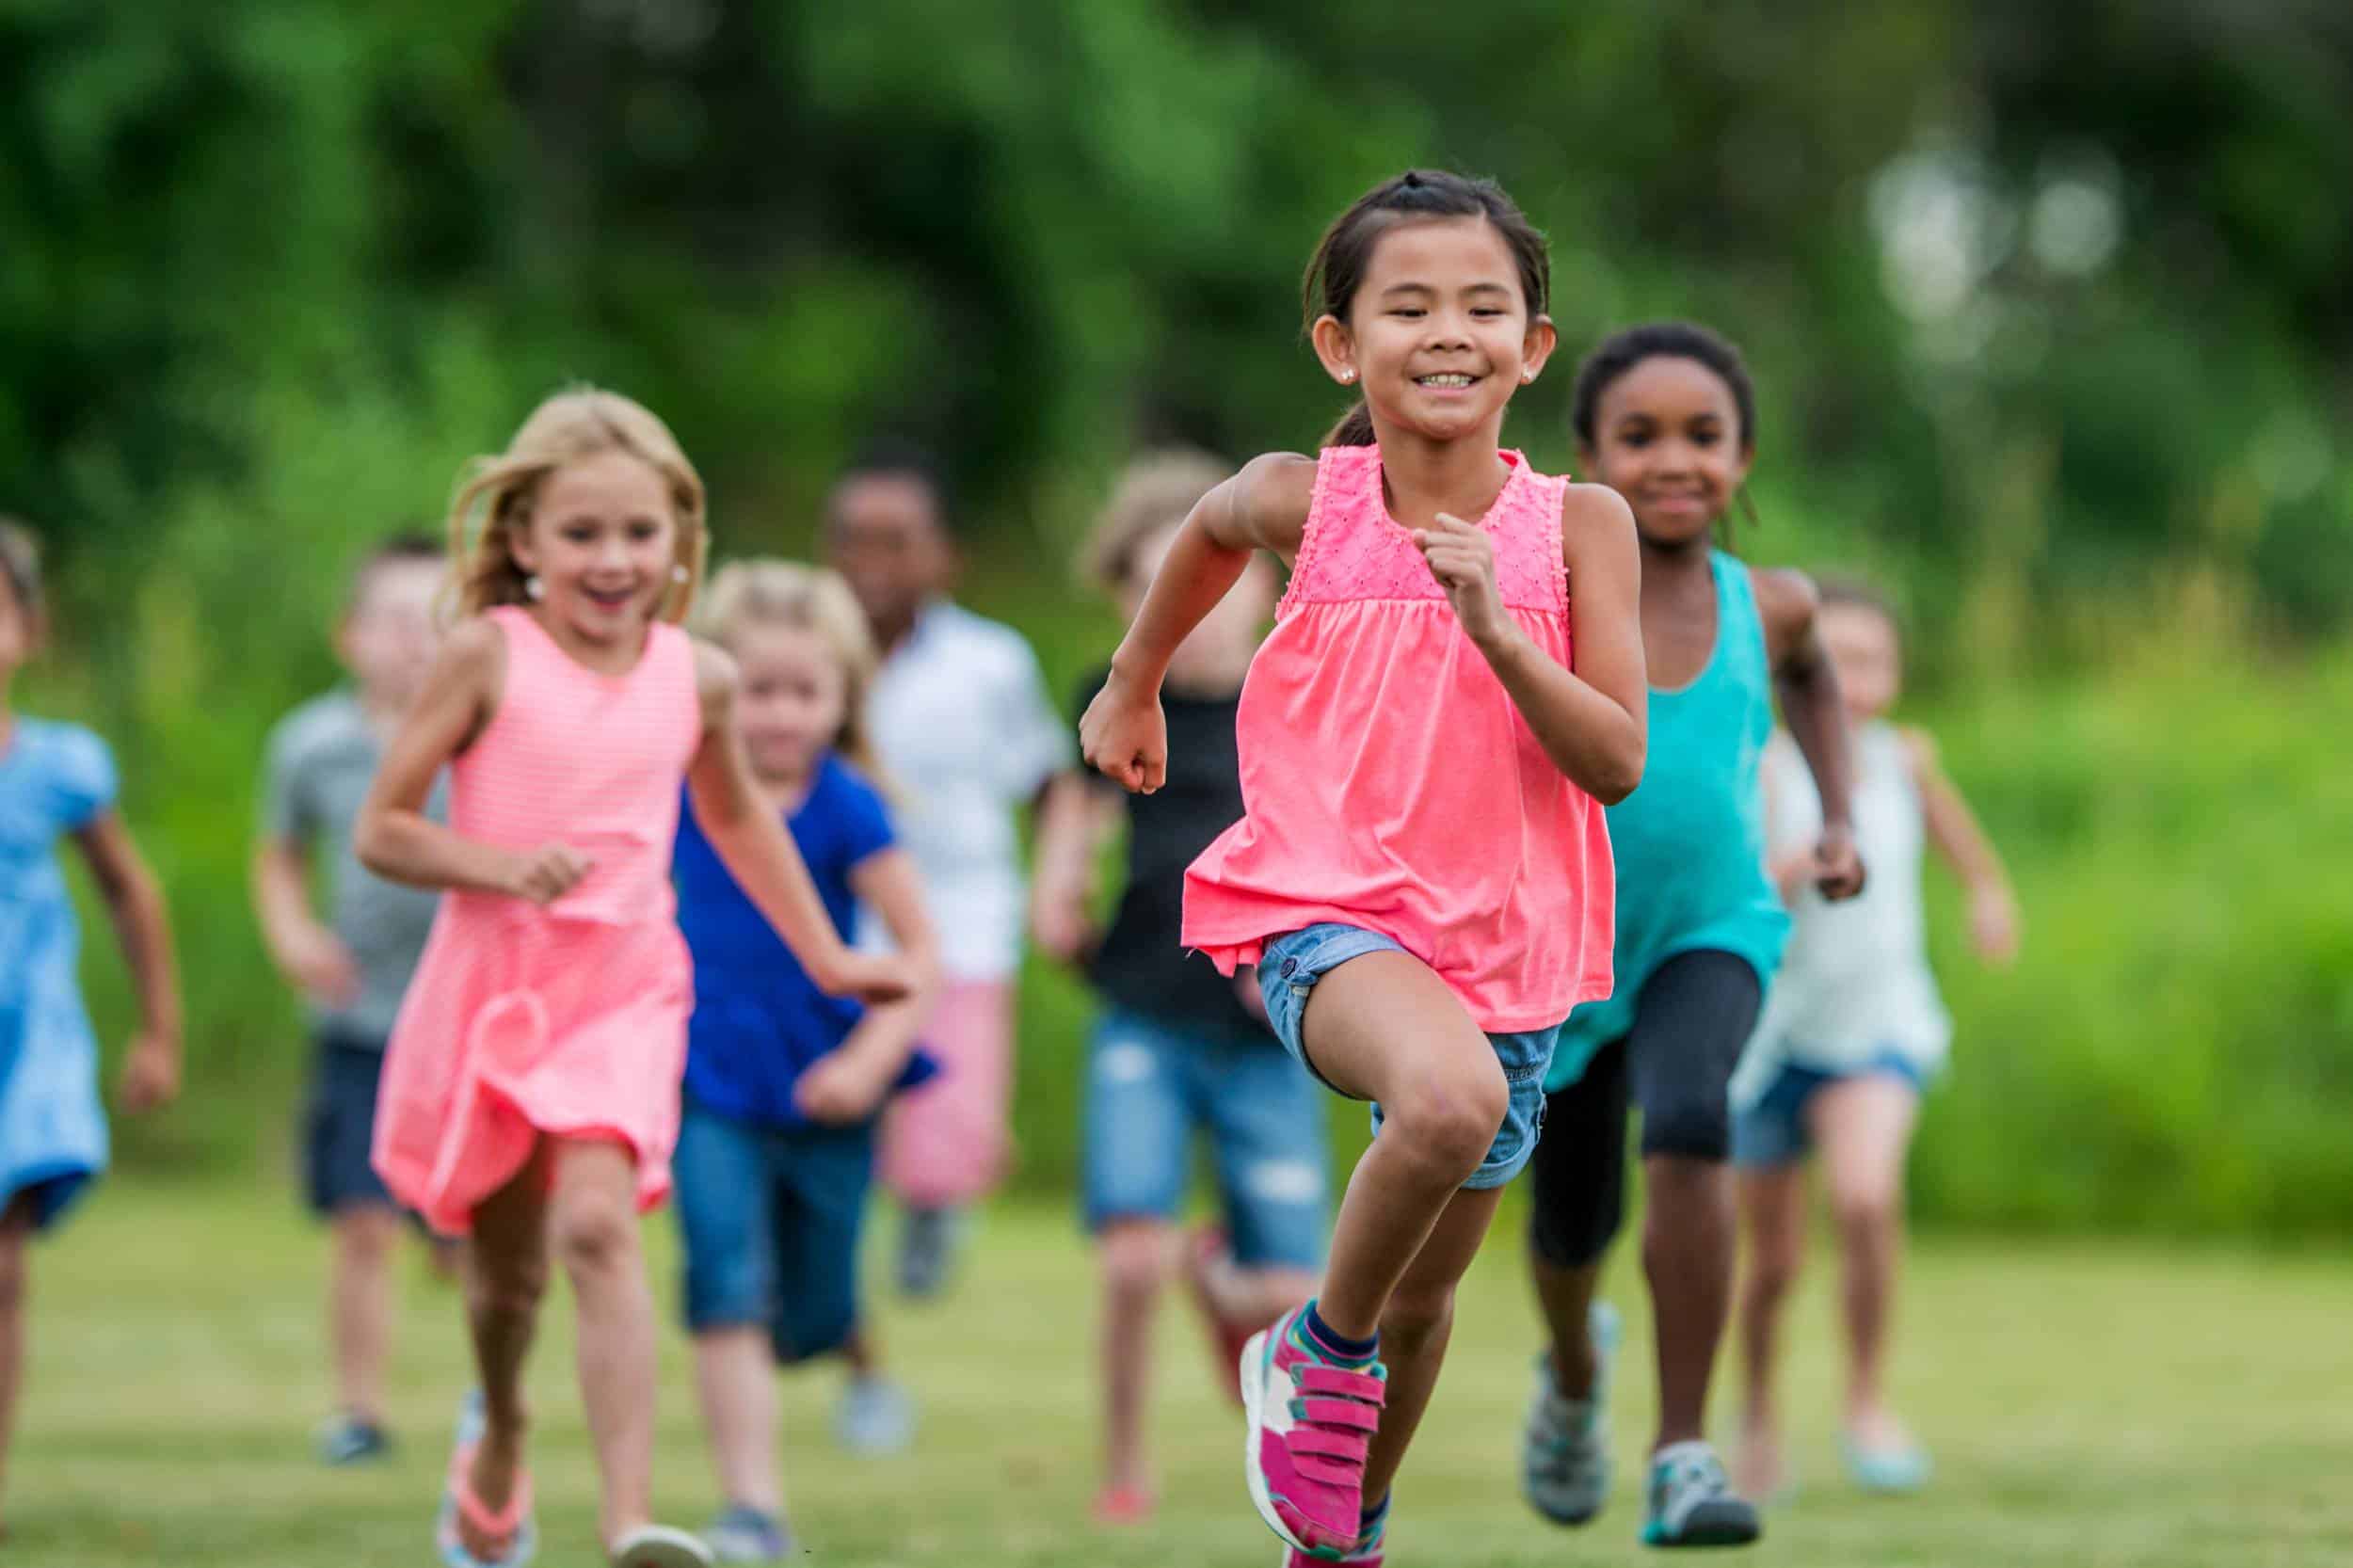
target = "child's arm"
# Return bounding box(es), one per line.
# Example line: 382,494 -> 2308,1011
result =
685,642 -> 912,1004
1083,454 -> 1312,792
1028,772 -> 1120,966
1906,728 -> 2020,965
1413,484 -> 1647,803
1755,568 -> 1865,901
250,839 -> 360,1006
355,621 -> 590,901
69,812 -> 182,1112
793,846 -> 942,1126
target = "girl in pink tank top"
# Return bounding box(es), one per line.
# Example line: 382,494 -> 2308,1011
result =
357,388 -> 914,1568
1082,171 -> 1649,1565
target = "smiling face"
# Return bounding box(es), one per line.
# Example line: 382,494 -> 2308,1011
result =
1313,215 -> 1555,445
509,449 -> 680,650
1581,354 -> 1753,549
729,621 -> 848,785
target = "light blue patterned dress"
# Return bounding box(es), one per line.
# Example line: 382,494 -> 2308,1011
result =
0,718 -> 118,1230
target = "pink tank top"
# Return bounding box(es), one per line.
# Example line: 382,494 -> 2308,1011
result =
1181,447 -> 1616,1032
453,607 -> 703,927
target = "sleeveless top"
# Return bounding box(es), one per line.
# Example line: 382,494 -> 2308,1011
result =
1731,721 -> 1949,1105
1548,551 -> 1788,1090
452,606 -> 702,928
1181,446 -> 1616,1033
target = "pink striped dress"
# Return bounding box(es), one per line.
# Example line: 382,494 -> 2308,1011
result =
1182,446 -> 1616,1032
373,606 -> 704,1235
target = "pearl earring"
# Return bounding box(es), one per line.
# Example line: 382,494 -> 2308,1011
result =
1522,370 -> 1535,384
1340,369 -> 1356,384
524,574 -> 544,600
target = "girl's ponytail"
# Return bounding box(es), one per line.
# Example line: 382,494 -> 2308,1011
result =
1322,401 -> 1378,448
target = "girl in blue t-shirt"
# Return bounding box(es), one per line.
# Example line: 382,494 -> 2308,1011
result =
0,523 -> 182,1535
671,562 -> 940,1562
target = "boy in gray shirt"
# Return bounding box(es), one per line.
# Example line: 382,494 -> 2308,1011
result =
252,536 -> 447,1464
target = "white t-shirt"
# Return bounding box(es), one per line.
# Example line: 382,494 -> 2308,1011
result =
1732,722 -> 1951,1106
861,600 -> 1069,981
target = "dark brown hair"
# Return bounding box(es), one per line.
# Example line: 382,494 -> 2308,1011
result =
1303,169 -> 1551,448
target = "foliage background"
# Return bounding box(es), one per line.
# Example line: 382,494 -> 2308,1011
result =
6,0 -> 2349,1232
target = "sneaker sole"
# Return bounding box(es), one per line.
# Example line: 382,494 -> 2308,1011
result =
612,1524 -> 714,1568
1641,1508 -> 1763,1548
1240,1327 -> 1325,1557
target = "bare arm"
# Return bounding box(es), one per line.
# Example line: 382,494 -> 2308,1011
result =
250,839 -> 360,1005
353,619 -> 576,898
1756,568 -> 1865,900
1083,455 -> 1312,792
1029,772 -> 1122,965
71,812 -> 182,1112
1427,482 -> 1647,803
685,642 -> 911,1002
1907,728 -> 2020,963
794,847 -> 942,1125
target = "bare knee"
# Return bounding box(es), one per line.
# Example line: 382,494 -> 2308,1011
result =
1385,1064 -> 1509,1180
552,1194 -> 638,1282
1098,1223 -> 1171,1305
1745,1240 -> 1801,1304
469,1242 -> 550,1319
335,1208 -> 399,1264
1829,1180 -> 1900,1247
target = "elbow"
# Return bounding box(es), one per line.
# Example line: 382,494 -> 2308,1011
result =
1589,735 -> 1646,807
353,814 -> 394,878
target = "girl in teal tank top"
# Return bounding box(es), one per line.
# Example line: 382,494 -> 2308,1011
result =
1517,324 -> 1865,1550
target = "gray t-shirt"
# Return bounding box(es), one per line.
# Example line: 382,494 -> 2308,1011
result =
260,690 -> 446,1045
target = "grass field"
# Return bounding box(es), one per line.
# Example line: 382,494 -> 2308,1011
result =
12,1179 -> 2353,1567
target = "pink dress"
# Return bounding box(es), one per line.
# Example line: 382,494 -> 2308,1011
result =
373,607 -> 703,1235
1182,446 -> 1616,1032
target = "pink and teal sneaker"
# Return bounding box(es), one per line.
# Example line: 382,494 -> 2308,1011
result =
1241,1304 -> 1387,1559
1280,1495 -> 1388,1566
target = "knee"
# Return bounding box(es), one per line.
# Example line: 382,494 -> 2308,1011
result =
1745,1242 -> 1801,1301
772,1296 -> 856,1366
469,1246 -> 550,1319
1641,1093 -> 1732,1163
1386,1064 -> 1509,1179
1829,1180 -> 1900,1244
1098,1224 -> 1171,1304
336,1208 -> 398,1263
1381,1277 -> 1457,1352
552,1197 -> 638,1280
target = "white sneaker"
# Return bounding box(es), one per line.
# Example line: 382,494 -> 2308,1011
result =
1524,1301 -> 1619,1526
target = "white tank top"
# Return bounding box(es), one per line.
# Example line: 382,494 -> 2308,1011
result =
1731,722 -> 1950,1107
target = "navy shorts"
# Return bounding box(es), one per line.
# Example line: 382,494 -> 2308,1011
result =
302,1032 -> 396,1216
672,1098 -> 875,1365
1259,923 -> 1561,1192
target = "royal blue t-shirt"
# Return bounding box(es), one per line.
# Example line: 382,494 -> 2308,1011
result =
675,753 -> 927,1128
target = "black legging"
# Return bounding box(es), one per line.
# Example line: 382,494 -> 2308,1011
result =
1528,949 -> 1763,1270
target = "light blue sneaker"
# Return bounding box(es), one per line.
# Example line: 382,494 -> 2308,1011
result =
1642,1441 -> 1759,1548
1524,1301 -> 1620,1526
703,1504 -> 791,1563
835,1375 -> 916,1456
1842,1432 -> 1932,1495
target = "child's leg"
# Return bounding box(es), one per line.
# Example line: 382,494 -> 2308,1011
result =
1526,1040 -> 1630,1400
328,1205 -> 404,1424
1732,1161 -> 1807,1497
1198,1032 -> 1326,1336
1297,952 -> 1509,1338
1360,1183 -> 1507,1507
1808,1076 -> 1919,1440
877,980 -> 1013,1294
1625,952 -> 1764,1452
548,1137 -> 663,1546
676,1106 -> 785,1515
0,1197 -> 35,1525
456,1144 -> 554,1560
1098,1219 -> 1175,1495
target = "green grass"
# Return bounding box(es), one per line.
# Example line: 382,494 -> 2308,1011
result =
13,1181 -> 2353,1566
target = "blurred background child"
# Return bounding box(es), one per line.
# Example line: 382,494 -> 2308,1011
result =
1732,579 -> 2020,1502
1030,452 -> 1327,1527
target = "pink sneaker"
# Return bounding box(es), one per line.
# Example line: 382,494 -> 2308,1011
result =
1240,1305 -> 1386,1558
1092,1484 -> 1154,1526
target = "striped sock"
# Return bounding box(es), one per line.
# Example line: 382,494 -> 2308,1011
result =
1301,1299 -> 1379,1367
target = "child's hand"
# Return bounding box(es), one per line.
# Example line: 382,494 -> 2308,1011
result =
1810,824 -> 1866,901
279,920 -> 362,1007
1414,513 -> 1511,650
118,1032 -> 180,1114
794,1051 -> 892,1126
824,952 -> 916,1006
502,844 -> 595,905
1080,673 -> 1168,794
1970,886 -> 2020,966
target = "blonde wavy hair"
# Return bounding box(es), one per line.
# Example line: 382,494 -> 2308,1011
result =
446,386 -> 708,622
1080,448 -> 1232,595
694,559 -> 885,780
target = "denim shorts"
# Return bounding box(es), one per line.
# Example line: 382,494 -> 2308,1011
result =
1259,923 -> 1561,1192
1082,1008 -> 1328,1269
672,1098 -> 876,1363
1730,1053 -> 1930,1169
301,1032 -> 396,1216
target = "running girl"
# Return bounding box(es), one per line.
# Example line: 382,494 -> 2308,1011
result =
1083,168 -> 1647,1566
356,391 -> 910,1568
0,521 -> 182,1536
1520,322 -> 1863,1549
1731,579 -> 2018,1501
669,561 -> 940,1563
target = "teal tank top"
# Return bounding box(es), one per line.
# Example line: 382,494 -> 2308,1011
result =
1546,552 -> 1790,1090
